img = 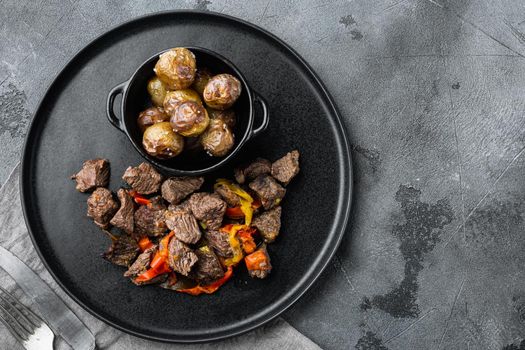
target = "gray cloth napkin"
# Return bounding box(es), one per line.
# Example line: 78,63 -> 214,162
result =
0,164 -> 321,350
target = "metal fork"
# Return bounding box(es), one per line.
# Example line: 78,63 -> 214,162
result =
0,286 -> 54,350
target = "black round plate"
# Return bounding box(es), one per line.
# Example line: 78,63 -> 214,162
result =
20,11 -> 352,343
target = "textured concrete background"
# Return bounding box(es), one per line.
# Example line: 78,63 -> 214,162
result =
2,0 -> 525,349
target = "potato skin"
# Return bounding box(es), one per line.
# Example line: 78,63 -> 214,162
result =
142,122 -> 184,158
203,74 -> 242,110
147,77 -> 168,107
163,89 -> 202,115
170,101 -> 210,137
200,118 -> 235,157
192,68 -> 213,95
154,48 -> 197,90
137,107 -> 169,133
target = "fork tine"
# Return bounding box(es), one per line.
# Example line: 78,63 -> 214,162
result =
0,301 -> 29,342
0,289 -> 37,334
0,286 -> 41,327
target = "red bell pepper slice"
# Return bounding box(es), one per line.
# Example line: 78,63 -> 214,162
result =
238,227 -> 257,254
225,200 -> 262,220
129,190 -> 151,206
245,250 -> 270,272
135,232 -> 174,283
159,231 -> 174,258
220,224 -> 234,233
134,262 -> 171,283
225,206 -> 244,219
138,236 -> 153,252
252,199 -> 262,210
178,266 -> 233,295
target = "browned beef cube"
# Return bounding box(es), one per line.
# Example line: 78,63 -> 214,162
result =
168,238 -> 198,276
87,188 -> 118,229
190,247 -> 224,285
134,196 -> 167,237
124,245 -> 155,277
248,175 -> 286,210
103,235 -> 139,267
205,230 -> 233,258
234,158 -> 271,184
189,193 -> 226,230
252,206 -> 282,243
71,158 -> 110,193
271,150 -> 300,185
122,162 -> 162,195
124,245 -> 166,285
214,183 -> 241,207
110,189 -> 135,234
164,209 -> 202,244
168,199 -> 192,214
161,177 -> 204,205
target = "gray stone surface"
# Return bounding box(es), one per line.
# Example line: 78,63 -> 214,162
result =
1,0 -> 525,349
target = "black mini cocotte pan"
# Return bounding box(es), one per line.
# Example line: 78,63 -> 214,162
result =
106,46 -> 270,176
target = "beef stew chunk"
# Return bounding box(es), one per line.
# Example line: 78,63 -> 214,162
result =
168,238 -> 198,276
134,196 -> 167,237
168,199 -> 192,214
189,193 -> 226,230
124,245 -> 167,285
246,244 -> 272,279
87,188 -> 118,229
205,230 -> 233,258
161,177 -> 204,205
214,183 -> 241,207
74,149 -> 300,295
271,150 -> 300,185
122,162 -> 162,195
71,158 -> 110,193
234,158 -> 271,184
190,246 -> 224,285
252,206 -> 282,243
103,235 -> 139,267
164,209 -> 202,244
124,245 -> 156,278
110,189 -> 135,234
248,175 -> 286,210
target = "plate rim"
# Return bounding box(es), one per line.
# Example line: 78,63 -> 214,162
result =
19,9 -> 353,343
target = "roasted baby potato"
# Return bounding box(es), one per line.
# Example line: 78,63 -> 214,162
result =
192,68 -> 213,95
147,77 -> 168,107
200,118 -> 235,157
208,108 -> 236,129
142,122 -> 184,158
140,48 -> 242,159
170,101 -> 210,137
203,74 -> 241,110
163,89 -> 202,114
137,107 -> 169,132
154,48 -> 196,90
